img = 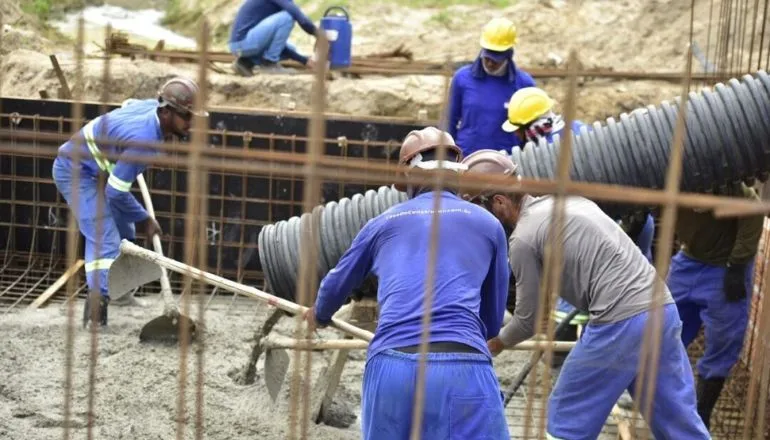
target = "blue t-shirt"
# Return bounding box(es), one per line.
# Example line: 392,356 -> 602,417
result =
314,191 -> 510,361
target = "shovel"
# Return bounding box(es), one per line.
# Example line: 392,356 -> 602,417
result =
111,173 -> 197,343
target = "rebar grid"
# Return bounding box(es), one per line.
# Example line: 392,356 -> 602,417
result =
1,1 -> 770,439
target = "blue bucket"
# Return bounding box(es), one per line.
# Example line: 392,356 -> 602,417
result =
320,6 -> 352,69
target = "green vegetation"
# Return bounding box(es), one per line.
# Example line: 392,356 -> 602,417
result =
428,10 -> 454,29
162,0 -> 203,28
21,0 -> 104,21
21,0 -> 53,21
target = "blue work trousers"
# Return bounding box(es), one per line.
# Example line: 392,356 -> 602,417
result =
52,158 -> 127,298
547,305 -> 710,439
667,251 -> 753,379
228,11 -> 296,64
361,349 -> 509,440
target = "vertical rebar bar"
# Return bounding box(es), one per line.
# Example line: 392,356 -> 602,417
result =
193,20 -> 211,440
630,43 -> 695,440
286,31 -> 329,440
407,55 -> 453,440
63,15 -> 86,440
534,48 -> 580,439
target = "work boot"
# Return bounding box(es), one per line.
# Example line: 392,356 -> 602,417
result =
696,376 -> 726,429
83,292 -> 110,329
231,58 -> 254,77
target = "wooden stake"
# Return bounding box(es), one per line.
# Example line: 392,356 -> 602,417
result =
49,55 -> 72,100
27,260 -> 85,310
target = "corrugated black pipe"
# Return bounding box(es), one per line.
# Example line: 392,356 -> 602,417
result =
260,71 -> 770,301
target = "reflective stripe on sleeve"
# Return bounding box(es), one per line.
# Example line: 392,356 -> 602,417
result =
81,120 -> 115,173
107,174 -> 133,192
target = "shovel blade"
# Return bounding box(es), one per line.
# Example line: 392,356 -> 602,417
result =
264,348 -> 290,402
109,252 -> 163,301
139,313 -> 197,344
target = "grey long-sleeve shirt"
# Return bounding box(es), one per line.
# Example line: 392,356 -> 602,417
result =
498,195 -> 674,347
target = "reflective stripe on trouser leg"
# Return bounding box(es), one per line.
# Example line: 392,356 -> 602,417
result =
547,305 -> 710,439
361,349 -> 510,440
52,161 -> 121,297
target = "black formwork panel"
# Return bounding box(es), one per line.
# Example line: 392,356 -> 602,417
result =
0,98 -> 423,284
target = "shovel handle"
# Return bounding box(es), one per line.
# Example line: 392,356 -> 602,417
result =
119,240 -> 375,342
135,174 -> 173,296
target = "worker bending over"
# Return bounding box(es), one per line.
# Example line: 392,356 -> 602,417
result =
52,77 -> 205,328
305,127 -> 511,440
228,0 -> 317,75
501,87 -> 656,355
668,182 -> 763,430
462,150 -> 710,439
447,17 -> 535,156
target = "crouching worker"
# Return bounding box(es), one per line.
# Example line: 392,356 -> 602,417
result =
228,0 -> 318,75
461,150 -> 710,439
52,77 -> 205,329
304,128 -> 511,440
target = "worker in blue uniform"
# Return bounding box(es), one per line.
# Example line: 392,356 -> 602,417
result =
304,127 -> 511,440
228,0 -> 318,76
668,182 -> 764,430
462,150 -> 710,440
52,77 -> 206,328
446,17 -> 535,156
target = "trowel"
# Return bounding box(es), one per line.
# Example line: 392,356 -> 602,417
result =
108,173 -> 196,343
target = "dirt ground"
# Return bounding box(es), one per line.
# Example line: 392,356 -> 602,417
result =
1,0 -> 766,122
0,292 -> 545,439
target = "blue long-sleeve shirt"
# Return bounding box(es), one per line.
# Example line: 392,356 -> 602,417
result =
230,0 -> 317,43
314,191 -> 510,361
57,99 -> 163,224
447,60 -> 536,156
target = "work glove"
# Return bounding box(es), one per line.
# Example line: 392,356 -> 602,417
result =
144,217 -> 163,239
724,263 -> 748,302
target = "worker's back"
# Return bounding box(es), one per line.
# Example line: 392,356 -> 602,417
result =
57,99 -> 162,177
363,190 -> 509,360
513,195 -> 673,324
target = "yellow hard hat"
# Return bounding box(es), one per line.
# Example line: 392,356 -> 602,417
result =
502,87 -> 555,132
480,18 -> 518,52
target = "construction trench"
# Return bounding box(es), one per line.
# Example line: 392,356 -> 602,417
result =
3,6 -> 770,440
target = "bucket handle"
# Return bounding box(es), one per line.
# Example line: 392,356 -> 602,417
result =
323,6 -> 349,19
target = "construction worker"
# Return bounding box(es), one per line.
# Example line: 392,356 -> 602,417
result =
501,86 -> 657,358
447,17 -> 535,156
461,150 -> 711,439
52,77 -> 205,328
228,0 -> 318,76
304,127 -> 511,440
667,183 -> 763,430
500,86 -> 583,149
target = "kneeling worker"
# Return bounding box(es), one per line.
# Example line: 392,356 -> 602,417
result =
228,0 -> 318,75
461,150 -> 710,439
304,127 -> 511,440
